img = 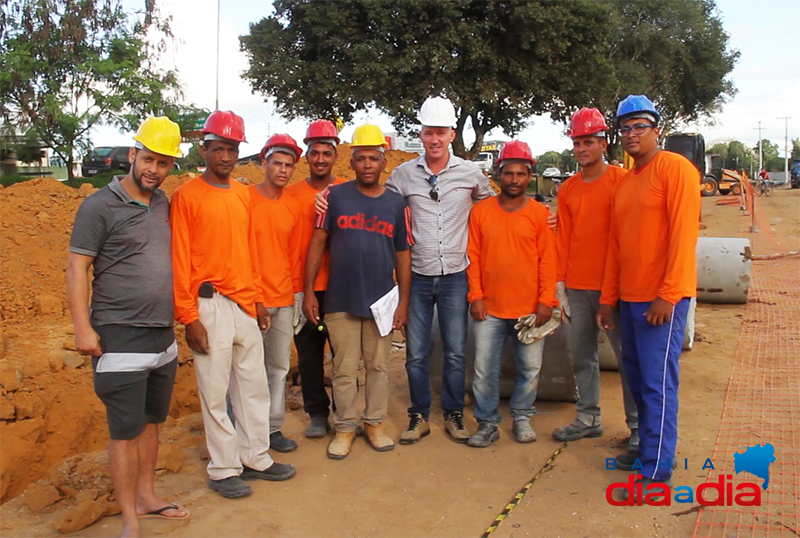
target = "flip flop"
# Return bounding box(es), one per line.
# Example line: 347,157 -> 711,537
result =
140,502 -> 190,520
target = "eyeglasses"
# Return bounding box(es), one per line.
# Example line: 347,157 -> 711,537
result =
428,174 -> 439,201
619,123 -> 656,137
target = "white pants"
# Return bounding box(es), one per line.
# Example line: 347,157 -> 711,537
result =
194,295 -> 273,480
263,306 -> 293,433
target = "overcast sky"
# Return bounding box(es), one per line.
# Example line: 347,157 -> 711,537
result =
98,0 -> 800,159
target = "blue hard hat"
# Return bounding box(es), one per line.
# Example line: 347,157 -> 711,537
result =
615,95 -> 661,125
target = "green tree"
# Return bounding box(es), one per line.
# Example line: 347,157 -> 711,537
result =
1,0 -> 186,184
754,139 -> 782,171
792,138 -> 800,161
535,151 -> 563,174
724,140 -> 755,171
179,144 -> 206,170
560,149 -> 577,174
561,0 -> 739,158
241,0 -> 614,159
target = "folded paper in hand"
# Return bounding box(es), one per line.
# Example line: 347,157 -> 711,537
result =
370,285 -> 399,337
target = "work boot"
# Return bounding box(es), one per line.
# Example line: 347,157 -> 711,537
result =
552,418 -> 603,442
616,452 -> 677,471
364,423 -> 395,452
615,452 -> 640,471
208,476 -> 252,499
627,428 -> 640,454
468,422 -> 499,448
444,411 -> 470,443
513,419 -> 537,443
327,431 -> 356,460
399,413 -> 430,445
620,477 -> 673,503
269,431 -> 298,453
305,415 -> 331,439
240,462 -> 296,481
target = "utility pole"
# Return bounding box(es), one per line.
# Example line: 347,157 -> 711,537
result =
777,116 -> 791,185
754,121 -> 764,174
215,0 -> 221,110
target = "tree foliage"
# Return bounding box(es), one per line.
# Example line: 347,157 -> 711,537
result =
582,0 -> 740,159
0,0 -> 187,184
241,0 -> 614,158
241,0 -> 737,161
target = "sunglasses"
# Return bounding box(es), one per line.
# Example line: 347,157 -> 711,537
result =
619,123 -> 656,137
428,174 -> 439,201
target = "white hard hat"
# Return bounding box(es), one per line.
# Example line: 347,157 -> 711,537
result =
418,96 -> 457,127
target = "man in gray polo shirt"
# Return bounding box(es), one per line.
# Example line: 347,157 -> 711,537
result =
389,97 -> 495,444
67,117 -> 188,536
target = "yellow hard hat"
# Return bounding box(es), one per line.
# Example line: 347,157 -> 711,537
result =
350,124 -> 387,148
133,116 -> 183,158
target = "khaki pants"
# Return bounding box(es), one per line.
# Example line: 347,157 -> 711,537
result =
326,312 -> 391,431
263,306 -> 293,433
194,294 -> 273,480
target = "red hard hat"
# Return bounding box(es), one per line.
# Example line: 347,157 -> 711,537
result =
202,110 -> 247,143
569,107 -> 609,138
304,119 -> 340,145
497,140 -> 536,168
260,133 -> 302,162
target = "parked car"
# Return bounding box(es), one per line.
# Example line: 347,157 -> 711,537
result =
81,146 -> 133,176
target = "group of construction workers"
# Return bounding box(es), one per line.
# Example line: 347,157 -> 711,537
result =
67,92 -> 699,534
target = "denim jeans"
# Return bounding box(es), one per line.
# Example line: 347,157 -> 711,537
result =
405,270 -> 469,419
472,315 -> 544,425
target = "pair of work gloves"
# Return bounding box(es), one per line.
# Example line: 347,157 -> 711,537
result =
513,282 -> 572,344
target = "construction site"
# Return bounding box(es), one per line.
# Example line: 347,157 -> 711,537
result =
0,141 -> 797,536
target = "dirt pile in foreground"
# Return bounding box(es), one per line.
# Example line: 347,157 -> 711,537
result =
0,147 -> 417,504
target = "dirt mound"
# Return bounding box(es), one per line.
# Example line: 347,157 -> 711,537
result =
0,145 -> 419,503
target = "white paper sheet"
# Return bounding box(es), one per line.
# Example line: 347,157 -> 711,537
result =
370,285 -> 399,337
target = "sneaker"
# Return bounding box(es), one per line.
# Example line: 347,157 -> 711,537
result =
513,420 -> 537,443
305,415 -> 331,439
627,428 -> 640,454
208,476 -> 252,498
240,462 -> 296,481
327,431 -> 356,460
468,423 -> 499,448
615,452 -> 640,471
364,423 -> 395,452
269,431 -> 298,453
552,419 -> 603,442
615,452 -> 677,471
444,411 -> 469,443
620,476 -> 673,503
399,413 -> 430,445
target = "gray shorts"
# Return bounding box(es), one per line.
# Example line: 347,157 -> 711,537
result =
92,325 -> 177,440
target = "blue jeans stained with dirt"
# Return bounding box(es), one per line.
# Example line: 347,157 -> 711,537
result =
472,315 -> 544,424
405,270 -> 469,419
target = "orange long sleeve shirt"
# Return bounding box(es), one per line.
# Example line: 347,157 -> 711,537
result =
249,185 -> 303,308
170,177 -> 264,325
285,177 -> 346,292
467,197 -> 558,319
600,151 -> 701,307
556,166 -> 626,290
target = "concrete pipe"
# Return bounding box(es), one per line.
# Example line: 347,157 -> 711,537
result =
598,296 -> 697,371
696,237 -> 751,304
430,310 -> 578,402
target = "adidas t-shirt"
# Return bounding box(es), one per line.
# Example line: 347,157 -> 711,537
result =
317,181 -> 413,318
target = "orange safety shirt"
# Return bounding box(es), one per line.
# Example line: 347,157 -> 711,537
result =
170,177 -> 264,325
249,185 -> 303,308
285,177 -> 347,292
556,166 -> 626,290
600,151 -> 701,306
467,197 -> 558,319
